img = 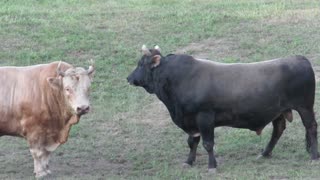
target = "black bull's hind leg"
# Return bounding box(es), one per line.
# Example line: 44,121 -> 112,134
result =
297,108 -> 319,160
261,115 -> 286,157
196,111 -> 217,172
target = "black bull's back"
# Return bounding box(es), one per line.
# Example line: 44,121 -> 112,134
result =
165,55 -> 315,131
128,52 -> 318,171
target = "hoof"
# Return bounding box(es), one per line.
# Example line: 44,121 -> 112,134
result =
182,163 -> 192,168
35,171 -> 49,179
208,168 -> 216,174
256,154 -> 263,160
46,169 -> 52,174
256,154 -> 271,160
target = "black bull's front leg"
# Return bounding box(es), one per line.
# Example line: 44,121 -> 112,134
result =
173,109 -> 217,171
196,111 -> 217,172
184,135 -> 200,167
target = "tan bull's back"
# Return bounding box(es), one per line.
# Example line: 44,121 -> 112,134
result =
0,62 -> 72,137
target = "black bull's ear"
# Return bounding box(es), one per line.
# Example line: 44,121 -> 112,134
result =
151,55 -> 161,68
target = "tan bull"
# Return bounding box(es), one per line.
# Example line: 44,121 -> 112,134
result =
0,61 -> 95,178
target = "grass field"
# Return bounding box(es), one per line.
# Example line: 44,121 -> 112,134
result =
1,0 -> 320,179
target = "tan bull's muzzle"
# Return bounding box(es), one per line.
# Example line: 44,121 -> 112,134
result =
76,105 -> 90,116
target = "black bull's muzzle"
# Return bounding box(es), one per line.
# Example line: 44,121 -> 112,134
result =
127,73 -> 139,86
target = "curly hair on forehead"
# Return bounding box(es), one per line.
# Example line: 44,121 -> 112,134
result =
64,67 -> 88,76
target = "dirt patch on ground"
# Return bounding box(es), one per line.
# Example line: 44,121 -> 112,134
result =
175,36 -> 258,62
48,157 -> 130,179
313,65 -> 320,83
175,37 -> 240,59
266,8 -> 320,26
130,100 -> 170,127
67,50 -> 95,61
0,36 -> 30,52
301,52 -> 320,82
117,97 -> 171,127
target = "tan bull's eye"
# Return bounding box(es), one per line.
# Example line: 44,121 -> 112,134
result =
65,87 -> 71,92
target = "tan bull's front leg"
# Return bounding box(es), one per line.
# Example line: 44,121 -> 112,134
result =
41,150 -> 52,175
27,130 -> 58,178
30,148 -> 51,178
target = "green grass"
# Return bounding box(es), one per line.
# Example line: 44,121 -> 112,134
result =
1,0 -> 320,179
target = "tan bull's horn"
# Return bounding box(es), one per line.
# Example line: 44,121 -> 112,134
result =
87,59 -> 95,74
57,61 -> 65,77
142,45 -> 151,55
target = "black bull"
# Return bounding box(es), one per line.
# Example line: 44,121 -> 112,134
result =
127,47 -> 319,171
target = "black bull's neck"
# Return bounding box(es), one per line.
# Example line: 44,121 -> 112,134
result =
150,55 -> 191,129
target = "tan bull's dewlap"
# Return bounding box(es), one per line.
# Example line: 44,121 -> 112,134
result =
59,115 -> 80,144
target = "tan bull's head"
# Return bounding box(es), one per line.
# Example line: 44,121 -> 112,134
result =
48,60 -> 95,116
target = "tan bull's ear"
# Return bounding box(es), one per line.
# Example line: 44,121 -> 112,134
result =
151,55 -> 161,68
47,77 -> 62,90
88,68 -> 95,81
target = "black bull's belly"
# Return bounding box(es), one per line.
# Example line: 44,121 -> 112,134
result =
178,109 -> 284,135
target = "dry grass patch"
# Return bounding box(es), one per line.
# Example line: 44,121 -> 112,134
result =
267,8 -> 320,25
117,97 -> 171,127
175,37 -> 243,60
313,65 -> 320,83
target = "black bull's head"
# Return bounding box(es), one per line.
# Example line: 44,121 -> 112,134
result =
127,45 -> 162,93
